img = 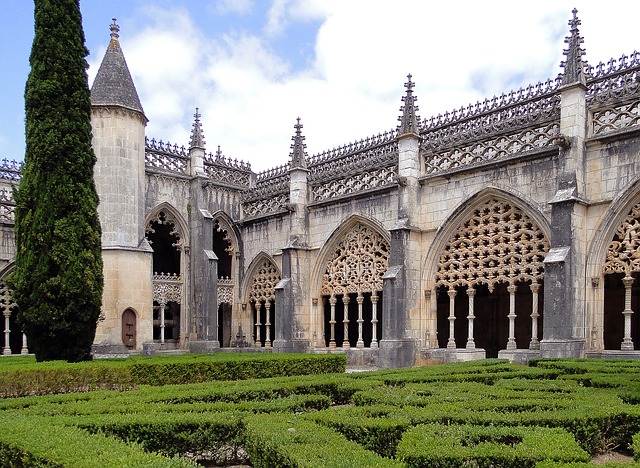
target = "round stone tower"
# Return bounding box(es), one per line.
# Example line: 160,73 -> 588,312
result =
90,19 -> 153,353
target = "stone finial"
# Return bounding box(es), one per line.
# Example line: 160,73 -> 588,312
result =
561,9 -> 587,86
110,18 -> 120,40
289,117 -> 308,169
189,108 -> 206,150
397,74 -> 420,135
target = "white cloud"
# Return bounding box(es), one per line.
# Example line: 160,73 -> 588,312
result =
89,0 -> 640,173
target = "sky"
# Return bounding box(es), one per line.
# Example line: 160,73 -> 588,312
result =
1,1 -> 639,173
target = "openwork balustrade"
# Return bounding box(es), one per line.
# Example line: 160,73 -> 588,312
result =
435,200 -> 549,351
204,148 -> 252,187
0,159 -> 21,182
242,166 -> 290,218
217,276 -> 234,307
320,224 -> 389,348
421,83 -> 561,176
145,137 -> 188,174
0,188 -> 15,223
152,273 -> 183,343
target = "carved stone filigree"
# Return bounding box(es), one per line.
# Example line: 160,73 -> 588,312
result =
436,200 -> 549,291
604,202 -> 640,276
217,276 -> 233,307
592,100 -> 640,136
153,273 -> 183,304
146,210 -> 183,250
0,159 -> 22,182
204,146 -> 252,187
249,259 -> 280,303
214,219 -> 235,254
424,123 -> 559,175
312,165 -> 397,202
587,51 -> 640,105
321,224 -> 390,296
145,137 -> 188,174
242,193 -> 289,218
0,282 -> 17,316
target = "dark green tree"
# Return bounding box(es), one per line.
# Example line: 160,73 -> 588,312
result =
9,0 -> 103,362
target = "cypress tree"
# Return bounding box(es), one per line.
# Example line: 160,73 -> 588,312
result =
9,0 -> 103,362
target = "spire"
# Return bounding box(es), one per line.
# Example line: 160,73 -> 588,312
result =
91,18 -> 145,115
289,117 -> 308,169
189,108 -> 206,149
560,8 -> 587,86
397,74 -> 420,135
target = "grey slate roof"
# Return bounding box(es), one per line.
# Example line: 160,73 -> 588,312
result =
90,20 -> 145,115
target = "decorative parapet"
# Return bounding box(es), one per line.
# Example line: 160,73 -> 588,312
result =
307,131 -> 398,203
0,188 -> 15,223
420,79 -> 562,177
0,159 -> 22,182
152,273 -> 183,305
241,164 -> 290,218
145,137 -> 188,175
587,51 -> 640,138
204,147 -> 252,188
217,276 -> 233,307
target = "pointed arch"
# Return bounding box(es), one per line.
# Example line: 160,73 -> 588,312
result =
424,187 -> 550,355
244,252 -> 281,348
211,210 -> 241,254
588,179 -> 640,351
145,202 -> 189,250
312,215 -> 390,349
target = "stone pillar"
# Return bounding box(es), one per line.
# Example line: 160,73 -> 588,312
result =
540,77 -> 588,359
380,225 -> 418,368
189,207 -> 220,352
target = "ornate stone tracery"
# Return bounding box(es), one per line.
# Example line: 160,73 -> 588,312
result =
249,259 -> 281,303
436,199 -> 549,291
146,210 -> 183,251
604,202 -> 640,276
321,224 -> 390,296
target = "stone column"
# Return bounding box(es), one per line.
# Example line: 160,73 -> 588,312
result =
447,287 -> 457,349
466,287 -> 476,349
506,284 -> 518,350
2,310 -> 10,355
621,275 -> 634,351
530,282 -> 541,350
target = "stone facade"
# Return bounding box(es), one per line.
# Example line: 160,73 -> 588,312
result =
2,11 -> 640,366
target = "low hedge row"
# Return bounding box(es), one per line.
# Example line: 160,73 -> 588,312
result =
0,413 -> 198,467
395,423 -> 590,467
243,412 -> 404,467
0,353 -> 347,397
4,358 -> 640,466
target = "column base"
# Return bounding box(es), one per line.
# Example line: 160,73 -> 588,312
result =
189,340 -> 220,354
540,339 -> 585,359
379,339 -> 417,368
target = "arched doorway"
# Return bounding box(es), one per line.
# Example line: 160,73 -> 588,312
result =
434,199 -> 548,357
248,257 -> 280,348
121,309 -> 137,350
319,222 -> 389,348
603,202 -> 640,350
146,209 -> 184,347
214,218 -> 234,347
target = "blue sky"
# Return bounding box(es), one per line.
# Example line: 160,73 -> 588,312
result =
2,1 -> 639,172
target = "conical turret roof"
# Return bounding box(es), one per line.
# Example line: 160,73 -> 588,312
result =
91,18 -> 145,115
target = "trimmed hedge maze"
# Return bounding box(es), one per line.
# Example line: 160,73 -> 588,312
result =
3,357 -> 640,466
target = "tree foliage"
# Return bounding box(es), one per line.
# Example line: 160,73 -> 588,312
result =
9,0 -> 103,362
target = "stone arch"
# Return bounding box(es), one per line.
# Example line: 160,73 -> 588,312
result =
145,203 -> 188,347
211,210 -> 241,347
313,215 -> 390,349
0,263 -> 26,355
589,179 -> 640,351
426,188 -> 550,357
244,252 -> 281,348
